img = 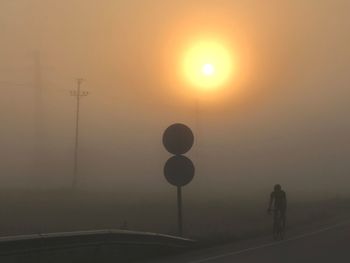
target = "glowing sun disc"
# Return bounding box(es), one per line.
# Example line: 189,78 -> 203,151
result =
183,40 -> 233,89
202,64 -> 215,76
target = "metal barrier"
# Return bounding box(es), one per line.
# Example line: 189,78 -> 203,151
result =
0,229 -> 195,262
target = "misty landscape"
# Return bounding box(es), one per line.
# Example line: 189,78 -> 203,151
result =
0,1 -> 350,262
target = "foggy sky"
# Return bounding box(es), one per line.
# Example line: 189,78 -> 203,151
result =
0,0 -> 349,200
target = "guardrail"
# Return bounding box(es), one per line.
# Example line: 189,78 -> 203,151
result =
0,229 -> 195,262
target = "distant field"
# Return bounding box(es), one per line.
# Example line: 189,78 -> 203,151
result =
0,189 -> 348,243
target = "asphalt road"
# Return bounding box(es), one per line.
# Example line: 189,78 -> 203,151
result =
147,220 -> 350,263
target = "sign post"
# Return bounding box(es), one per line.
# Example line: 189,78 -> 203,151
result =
177,186 -> 182,236
163,123 -> 195,236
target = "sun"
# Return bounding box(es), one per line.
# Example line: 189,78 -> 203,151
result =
202,64 -> 215,76
183,40 -> 233,90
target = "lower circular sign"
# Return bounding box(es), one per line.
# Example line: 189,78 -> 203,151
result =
164,155 -> 195,187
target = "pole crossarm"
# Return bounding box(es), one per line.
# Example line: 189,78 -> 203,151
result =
70,79 -> 88,97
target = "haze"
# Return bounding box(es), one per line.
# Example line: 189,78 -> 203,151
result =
1,0 -> 350,204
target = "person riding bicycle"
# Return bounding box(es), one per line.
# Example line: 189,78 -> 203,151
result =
267,184 -> 287,228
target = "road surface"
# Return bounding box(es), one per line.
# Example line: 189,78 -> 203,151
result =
147,220 -> 350,262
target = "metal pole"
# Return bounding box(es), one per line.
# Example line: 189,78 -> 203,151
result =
33,52 -> 44,182
72,79 -> 83,189
34,51 -> 43,129
177,186 -> 183,236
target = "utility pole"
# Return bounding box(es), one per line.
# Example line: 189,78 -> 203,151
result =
70,79 -> 88,189
33,52 -> 45,183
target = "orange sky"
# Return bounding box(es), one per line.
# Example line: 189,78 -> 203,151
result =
0,0 -> 349,199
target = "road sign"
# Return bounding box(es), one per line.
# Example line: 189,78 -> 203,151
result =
162,123 -> 195,237
164,155 -> 195,187
163,123 -> 194,155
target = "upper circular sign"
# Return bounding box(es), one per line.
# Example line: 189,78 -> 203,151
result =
164,155 -> 195,187
163,123 -> 194,155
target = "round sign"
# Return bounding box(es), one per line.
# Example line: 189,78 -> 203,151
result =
164,155 -> 195,187
163,123 -> 194,155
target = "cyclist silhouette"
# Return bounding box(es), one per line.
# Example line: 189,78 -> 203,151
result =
267,184 -> 287,229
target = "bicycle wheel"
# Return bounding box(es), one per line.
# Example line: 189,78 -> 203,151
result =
279,221 -> 285,240
273,220 -> 280,240
273,212 -> 283,240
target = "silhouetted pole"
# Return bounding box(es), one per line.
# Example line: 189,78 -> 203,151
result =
73,79 -> 81,188
33,51 -> 43,132
33,52 -> 45,182
70,79 -> 88,189
194,93 -> 200,159
177,186 -> 183,236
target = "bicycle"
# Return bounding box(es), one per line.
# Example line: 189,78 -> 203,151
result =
268,209 -> 285,240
